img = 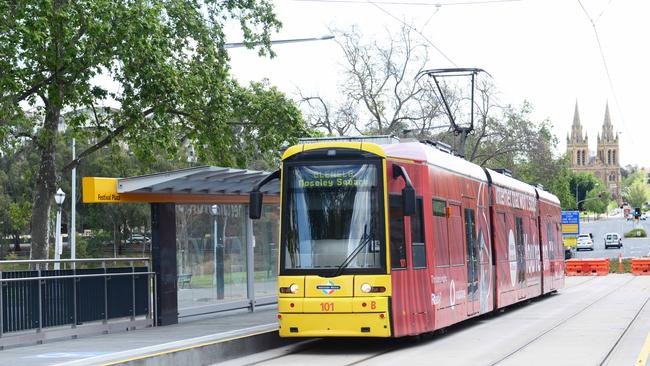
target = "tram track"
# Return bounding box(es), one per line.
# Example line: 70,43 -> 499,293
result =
230,338 -> 402,366
222,277 -> 636,366
561,275 -> 598,290
488,276 -> 638,366
598,293 -> 650,365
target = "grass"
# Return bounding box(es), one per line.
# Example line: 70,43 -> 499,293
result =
609,258 -> 632,273
624,228 -> 647,238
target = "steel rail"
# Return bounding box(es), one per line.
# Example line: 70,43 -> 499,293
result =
597,294 -> 650,365
487,276 -> 638,365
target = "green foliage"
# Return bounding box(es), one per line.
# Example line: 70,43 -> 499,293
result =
583,186 -> 610,214
1,1 -> 311,258
625,181 -> 649,209
569,172 -> 602,210
622,170 -> 644,189
624,228 -> 647,238
80,232 -> 112,258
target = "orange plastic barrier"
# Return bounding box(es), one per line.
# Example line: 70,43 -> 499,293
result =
631,258 -> 650,276
565,258 -> 609,276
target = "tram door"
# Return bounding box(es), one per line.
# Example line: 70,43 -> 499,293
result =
463,205 -> 480,316
446,203 -> 465,313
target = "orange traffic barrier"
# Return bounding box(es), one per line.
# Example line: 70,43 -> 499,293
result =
631,258 -> 650,276
565,258 -> 609,276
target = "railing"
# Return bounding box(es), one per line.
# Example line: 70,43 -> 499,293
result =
0,258 -> 156,348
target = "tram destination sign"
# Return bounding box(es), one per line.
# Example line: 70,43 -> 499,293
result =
561,210 -> 580,235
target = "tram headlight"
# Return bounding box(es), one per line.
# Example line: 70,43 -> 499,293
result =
361,283 -> 372,293
289,283 -> 299,294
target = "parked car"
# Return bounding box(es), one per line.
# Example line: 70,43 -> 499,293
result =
604,233 -> 622,249
126,234 -> 150,244
576,233 -> 594,251
641,213 -> 647,221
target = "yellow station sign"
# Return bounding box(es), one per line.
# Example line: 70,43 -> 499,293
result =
82,177 -> 128,203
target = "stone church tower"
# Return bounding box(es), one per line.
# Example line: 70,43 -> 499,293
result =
566,102 -> 621,202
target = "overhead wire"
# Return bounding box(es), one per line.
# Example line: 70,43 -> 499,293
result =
576,0 -> 634,145
366,0 -> 458,67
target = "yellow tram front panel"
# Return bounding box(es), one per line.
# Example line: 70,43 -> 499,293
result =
278,275 -> 392,337
304,275 -> 354,297
278,312 -> 391,337
276,142 -> 392,338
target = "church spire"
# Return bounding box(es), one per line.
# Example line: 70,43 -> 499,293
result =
569,100 -> 585,143
573,100 -> 581,128
600,102 -> 615,142
603,102 -> 612,127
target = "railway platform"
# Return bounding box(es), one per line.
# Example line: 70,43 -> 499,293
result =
0,306 -> 286,366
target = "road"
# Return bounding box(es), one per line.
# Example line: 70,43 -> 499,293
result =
216,275 -> 650,366
573,217 -> 650,259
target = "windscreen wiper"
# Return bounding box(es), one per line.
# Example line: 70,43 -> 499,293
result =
329,227 -> 373,278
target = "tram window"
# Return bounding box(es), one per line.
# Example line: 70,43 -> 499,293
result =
389,195 -> 407,269
432,199 -> 446,217
547,222 -> 555,260
497,212 -> 507,260
412,198 -> 426,269
433,199 -> 449,267
515,217 -> 525,285
464,209 -> 477,264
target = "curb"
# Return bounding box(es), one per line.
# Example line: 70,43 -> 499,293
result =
56,324 -> 296,366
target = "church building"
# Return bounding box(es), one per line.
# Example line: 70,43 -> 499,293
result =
566,102 -> 621,202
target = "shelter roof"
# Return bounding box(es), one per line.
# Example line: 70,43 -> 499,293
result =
117,166 -> 278,195
83,166 -> 278,204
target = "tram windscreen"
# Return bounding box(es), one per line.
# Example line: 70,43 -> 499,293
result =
282,163 -> 383,272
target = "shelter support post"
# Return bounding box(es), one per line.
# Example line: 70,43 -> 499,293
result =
246,210 -> 256,311
151,203 -> 178,326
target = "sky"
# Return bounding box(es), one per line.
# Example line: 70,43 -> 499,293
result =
225,0 -> 650,167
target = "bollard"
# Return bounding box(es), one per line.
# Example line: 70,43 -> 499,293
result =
619,253 -> 623,273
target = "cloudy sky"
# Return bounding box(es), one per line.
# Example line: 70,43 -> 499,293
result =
226,0 -> 650,167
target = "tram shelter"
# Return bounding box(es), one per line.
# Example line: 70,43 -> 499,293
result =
82,166 -> 279,326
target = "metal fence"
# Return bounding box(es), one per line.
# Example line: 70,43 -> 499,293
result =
0,258 -> 155,348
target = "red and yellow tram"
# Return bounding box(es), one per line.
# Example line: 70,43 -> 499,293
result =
249,139 -> 564,338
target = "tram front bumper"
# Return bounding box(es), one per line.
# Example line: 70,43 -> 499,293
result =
277,297 -> 391,337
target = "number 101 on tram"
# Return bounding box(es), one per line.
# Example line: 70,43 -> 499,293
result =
249,140 -> 564,338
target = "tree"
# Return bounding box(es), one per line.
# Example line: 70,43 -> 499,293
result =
583,186 -> 610,214
301,25 -> 444,136
569,172 -> 598,210
1,1 -> 307,260
626,181 -> 649,209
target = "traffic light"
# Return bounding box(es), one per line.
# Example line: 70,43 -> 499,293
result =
635,207 -> 641,218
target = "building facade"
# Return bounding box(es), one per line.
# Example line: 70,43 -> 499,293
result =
566,102 -> 621,201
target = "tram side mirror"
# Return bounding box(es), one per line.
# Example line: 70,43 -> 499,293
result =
249,190 -> 263,220
402,186 -> 416,216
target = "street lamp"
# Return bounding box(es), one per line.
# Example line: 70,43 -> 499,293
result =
211,205 -> 224,300
54,188 -> 66,270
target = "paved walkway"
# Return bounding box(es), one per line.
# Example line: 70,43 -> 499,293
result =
0,305 -> 278,366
